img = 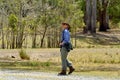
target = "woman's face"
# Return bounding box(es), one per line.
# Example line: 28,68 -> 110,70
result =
62,24 -> 67,30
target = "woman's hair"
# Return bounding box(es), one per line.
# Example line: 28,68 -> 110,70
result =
62,23 -> 71,31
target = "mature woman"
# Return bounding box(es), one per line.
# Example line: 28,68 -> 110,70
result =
58,23 -> 75,75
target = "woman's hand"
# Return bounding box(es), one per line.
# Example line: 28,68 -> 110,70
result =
59,42 -> 63,46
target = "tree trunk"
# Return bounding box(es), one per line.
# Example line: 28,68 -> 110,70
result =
99,10 -> 107,31
85,0 -> 91,32
74,26 -> 77,48
99,0 -> 109,32
85,0 -> 97,33
32,27 -> 37,48
17,28 -> 24,48
16,2 -> 24,48
47,36 -> 51,48
91,0 -> 96,33
12,31 -> 15,49
40,26 -> 47,48
1,17 -> 5,49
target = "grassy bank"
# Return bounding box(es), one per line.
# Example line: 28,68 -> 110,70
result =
0,61 -> 120,78
0,61 -> 120,72
0,48 -> 120,72
74,31 -> 120,48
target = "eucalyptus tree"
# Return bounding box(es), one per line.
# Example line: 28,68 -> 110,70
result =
98,0 -> 110,32
2,0 -> 31,48
34,0 -> 61,48
0,2 -> 5,49
0,0 -> 10,49
98,0 -> 120,31
65,0 -> 84,47
14,0 -> 29,48
8,14 -> 18,49
85,0 -> 97,33
48,0 -> 83,47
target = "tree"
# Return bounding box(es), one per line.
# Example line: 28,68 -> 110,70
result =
85,0 -> 97,33
98,0 -> 110,32
0,12 -> 5,49
0,0 -> 120,49
109,0 -> 120,23
8,14 -> 18,49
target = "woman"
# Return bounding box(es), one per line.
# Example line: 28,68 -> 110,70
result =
58,23 -> 75,75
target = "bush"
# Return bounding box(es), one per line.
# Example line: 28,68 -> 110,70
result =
45,62 -> 50,67
29,62 -> 40,66
19,49 -> 30,60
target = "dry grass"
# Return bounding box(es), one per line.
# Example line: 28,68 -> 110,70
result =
41,48 -> 120,71
68,49 -> 120,71
69,49 -> 120,64
73,31 -> 120,48
0,48 -> 120,72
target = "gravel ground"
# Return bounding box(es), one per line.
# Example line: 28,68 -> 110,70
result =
0,69 -> 120,80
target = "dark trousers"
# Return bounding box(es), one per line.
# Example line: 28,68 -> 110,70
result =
60,47 -> 72,70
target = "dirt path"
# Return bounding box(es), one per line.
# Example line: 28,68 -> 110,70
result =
0,69 -> 119,80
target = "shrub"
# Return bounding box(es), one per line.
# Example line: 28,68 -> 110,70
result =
28,62 -> 39,66
45,62 -> 50,67
19,49 -> 30,60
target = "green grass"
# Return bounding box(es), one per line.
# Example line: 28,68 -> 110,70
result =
0,61 -> 60,71
76,71 -> 120,78
0,61 -> 53,67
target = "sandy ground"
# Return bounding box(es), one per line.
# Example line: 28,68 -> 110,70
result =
0,49 -> 60,62
0,48 -> 120,62
0,69 -> 120,80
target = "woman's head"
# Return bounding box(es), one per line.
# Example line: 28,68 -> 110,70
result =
62,23 -> 70,30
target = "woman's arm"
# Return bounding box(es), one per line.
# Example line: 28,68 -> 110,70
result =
62,30 -> 70,45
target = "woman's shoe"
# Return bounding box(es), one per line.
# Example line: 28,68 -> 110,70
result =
68,66 -> 75,74
58,70 -> 66,76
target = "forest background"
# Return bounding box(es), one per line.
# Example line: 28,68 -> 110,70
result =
0,0 -> 120,49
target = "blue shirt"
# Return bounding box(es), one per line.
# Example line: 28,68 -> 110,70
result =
61,29 -> 70,45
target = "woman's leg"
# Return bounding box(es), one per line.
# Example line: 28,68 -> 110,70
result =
61,47 -> 68,71
59,47 -> 75,75
58,47 -> 68,75
66,55 -> 75,74
66,59 -> 72,67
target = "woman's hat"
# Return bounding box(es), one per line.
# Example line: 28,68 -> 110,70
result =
62,23 -> 71,30
62,23 -> 70,28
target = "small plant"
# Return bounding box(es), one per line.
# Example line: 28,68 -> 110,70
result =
45,62 -> 50,67
19,49 -> 30,60
29,62 -> 39,66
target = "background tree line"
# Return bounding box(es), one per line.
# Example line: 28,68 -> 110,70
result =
0,0 -> 120,49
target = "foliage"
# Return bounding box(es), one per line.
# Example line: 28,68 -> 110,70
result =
8,14 -> 18,31
19,49 -> 30,60
109,0 -> 120,23
0,0 -> 120,48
